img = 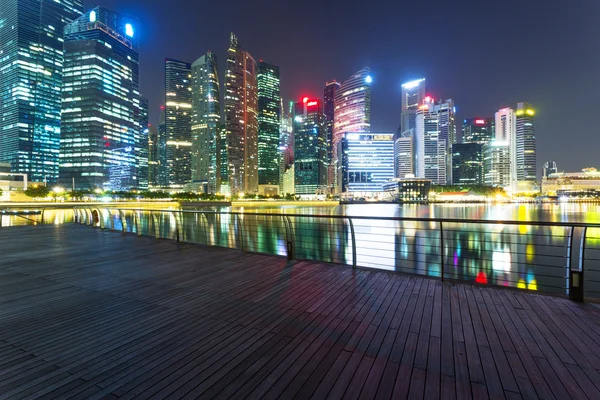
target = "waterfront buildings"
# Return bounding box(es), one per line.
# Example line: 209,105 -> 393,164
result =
415,97 -> 455,185
542,167 -> 600,195
394,131 -> 413,179
462,117 -> 494,143
147,124 -> 159,187
257,62 -> 281,194
515,102 -> 537,182
338,133 -> 394,195
543,161 -> 558,178
324,80 -> 340,188
224,33 -> 258,195
0,0 -> 83,183
59,7 -> 140,191
400,78 -> 426,133
483,141 -> 511,187
452,143 -> 483,185
382,178 -> 431,202
164,59 -> 192,189
293,97 -> 327,195
190,52 -> 220,193
157,106 -> 168,187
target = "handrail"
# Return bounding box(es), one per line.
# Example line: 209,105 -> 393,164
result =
103,207 -> 600,229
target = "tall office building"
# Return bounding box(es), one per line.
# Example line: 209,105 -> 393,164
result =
495,107 -> 517,187
190,52 -> 220,193
165,59 -> 192,188
324,80 -> 340,188
157,106 -> 168,187
483,141 -> 511,187
293,97 -> 327,195
0,0 -> 84,183
543,161 -> 557,178
452,143 -> 483,185
463,117 -> 494,143
395,131 -> 413,179
147,124 -> 159,187
257,61 -> 281,192
60,7 -> 140,190
400,78 -> 426,133
338,133 -> 394,194
138,96 -> 149,190
279,100 -> 294,193
415,98 -> 455,185
515,102 -> 537,182
224,33 -> 258,195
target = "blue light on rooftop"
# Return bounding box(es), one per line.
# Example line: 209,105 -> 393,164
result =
125,24 -> 134,37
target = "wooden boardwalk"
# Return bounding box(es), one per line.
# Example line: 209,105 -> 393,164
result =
1,225 -> 600,400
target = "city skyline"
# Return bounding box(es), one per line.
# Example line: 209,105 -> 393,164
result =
85,0 -> 599,174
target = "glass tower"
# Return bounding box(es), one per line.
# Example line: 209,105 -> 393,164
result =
400,78 -> 426,133
516,102 -> 537,181
191,52 -> 220,193
165,59 -> 192,188
463,117 -> 494,143
0,0 -> 84,183
452,143 -> 483,185
59,7 -> 140,191
257,61 -> 281,188
293,98 -> 327,195
138,96 -> 149,189
224,33 -> 258,195
324,80 -> 340,189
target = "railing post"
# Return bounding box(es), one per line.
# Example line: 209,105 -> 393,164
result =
568,226 -> 586,301
118,209 -> 127,233
440,221 -> 444,281
347,217 -> 357,268
40,208 -> 45,225
200,212 -> 210,246
236,214 -> 245,252
133,211 -> 139,235
285,215 -> 295,261
151,211 -> 160,238
96,208 -> 104,229
109,209 -> 115,230
172,210 -> 180,242
282,215 -> 293,261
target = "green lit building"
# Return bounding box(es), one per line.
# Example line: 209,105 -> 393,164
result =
59,7 -> 140,190
0,0 -> 83,183
293,97 -> 327,195
191,52 -> 220,193
257,62 -> 281,193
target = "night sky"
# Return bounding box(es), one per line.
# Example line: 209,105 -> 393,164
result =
90,0 -> 600,173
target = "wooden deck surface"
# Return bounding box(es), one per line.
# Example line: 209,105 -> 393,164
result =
1,225 -> 600,399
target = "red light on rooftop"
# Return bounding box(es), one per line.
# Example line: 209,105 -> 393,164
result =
475,119 -> 485,125
307,101 -> 318,107
160,105 -> 165,110
424,96 -> 432,103
302,97 -> 309,104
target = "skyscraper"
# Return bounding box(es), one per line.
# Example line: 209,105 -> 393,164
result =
257,61 -> 281,193
294,97 -> 327,195
191,52 -> 220,193
224,33 -> 258,195
0,0 -> 84,183
324,80 -> 340,188
495,107 -> 517,187
483,141 -> 511,187
138,96 -> 149,190
60,7 -> 140,191
414,97 -> 455,184
339,133 -> 394,194
515,102 -> 537,182
332,67 -> 372,192
452,143 -> 483,185
165,59 -> 192,188
400,78 -> 426,133
157,106 -> 168,187
147,124 -> 159,188
463,117 -> 494,143
395,131 -> 413,179
543,161 -> 557,178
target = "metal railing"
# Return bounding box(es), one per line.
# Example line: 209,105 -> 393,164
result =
73,207 -> 600,301
0,207 -> 75,227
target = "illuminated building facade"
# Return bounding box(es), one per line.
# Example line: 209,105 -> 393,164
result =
324,80 -> 340,188
415,97 -> 455,185
483,141 -> 511,187
165,59 -> 192,188
0,0 -> 83,183
394,131 -> 413,179
515,102 -> 537,182
191,52 -> 220,193
333,67 -> 371,149
452,143 -> 483,185
147,124 -> 159,187
257,61 -> 281,190
400,78 -> 426,133
224,33 -> 258,195
138,96 -> 149,189
293,98 -> 327,195
59,7 -> 140,190
495,107 -> 516,186
157,106 -> 168,187
543,161 -> 557,178
463,117 -> 494,143
338,133 -> 394,194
